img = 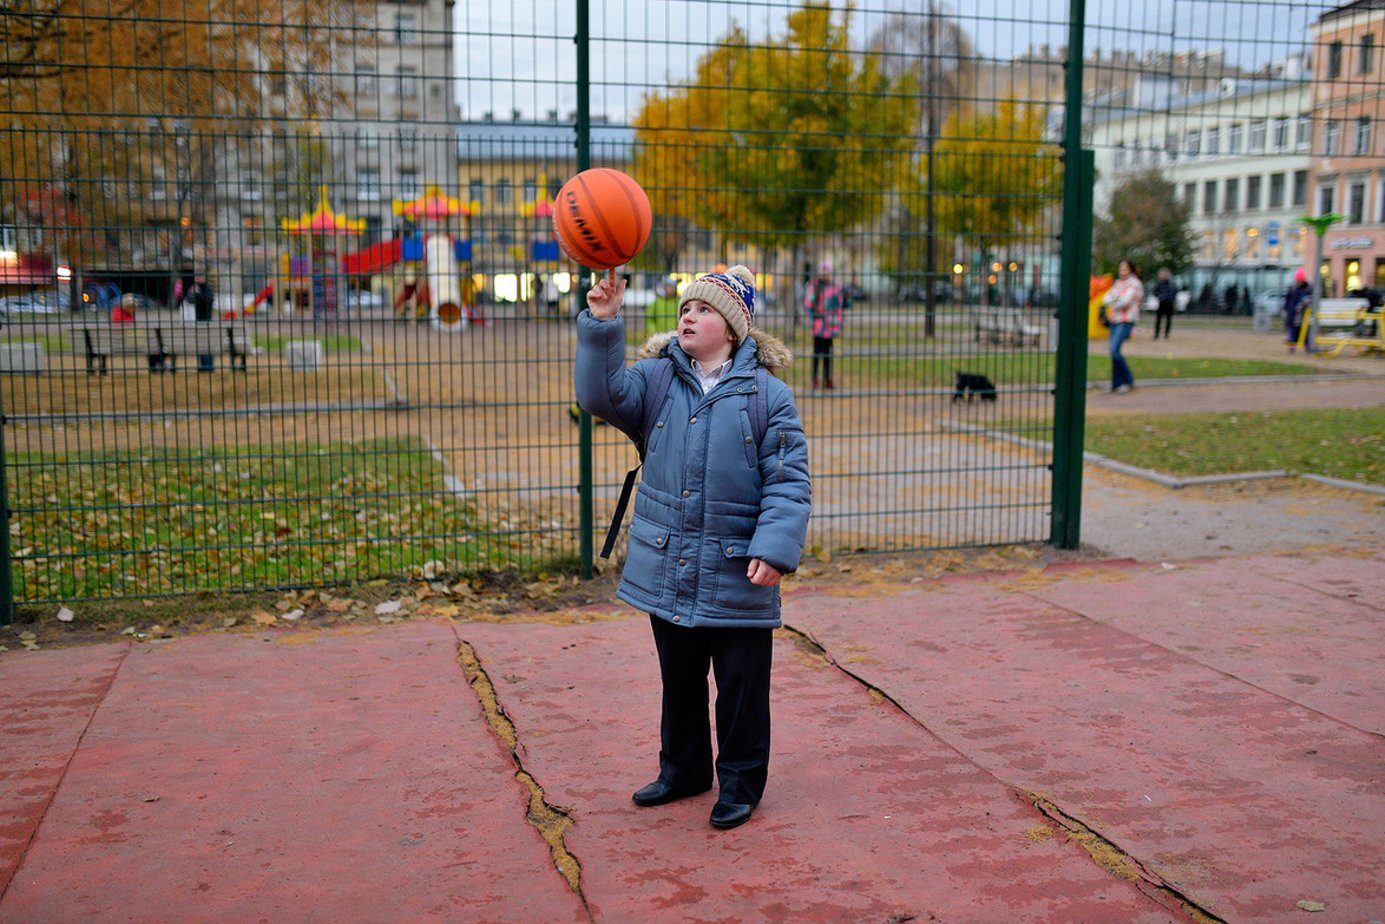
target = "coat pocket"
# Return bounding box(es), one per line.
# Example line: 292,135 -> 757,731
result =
709,536 -> 776,613
623,515 -> 668,599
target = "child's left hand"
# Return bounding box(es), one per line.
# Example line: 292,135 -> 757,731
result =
747,558 -> 782,586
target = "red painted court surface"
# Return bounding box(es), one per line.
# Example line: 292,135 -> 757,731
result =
2,551 -> 1382,922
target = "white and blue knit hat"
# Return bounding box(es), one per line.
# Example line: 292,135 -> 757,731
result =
679,265 -> 757,343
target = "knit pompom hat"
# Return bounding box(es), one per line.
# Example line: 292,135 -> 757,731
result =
679,265 -> 757,343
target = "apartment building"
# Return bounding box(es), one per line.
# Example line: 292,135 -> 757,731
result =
1088,68 -> 1313,308
1310,0 -> 1385,296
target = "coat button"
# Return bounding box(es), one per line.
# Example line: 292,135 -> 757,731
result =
727,546 -> 736,555
745,436 -> 753,444
682,489 -> 690,498
656,421 -> 664,428
678,558 -> 686,566
689,416 -> 698,424
672,615 -> 680,623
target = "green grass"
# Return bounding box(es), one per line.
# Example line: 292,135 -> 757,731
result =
1,333 -> 72,352
8,437 -> 502,601
1086,407 -> 1385,485
254,333 -> 363,353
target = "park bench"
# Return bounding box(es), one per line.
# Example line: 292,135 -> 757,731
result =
1300,297 -> 1381,356
81,325 -> 159,374
974,307 -> 1044,347
152,321 -> 253,371
81,321 -> 253,373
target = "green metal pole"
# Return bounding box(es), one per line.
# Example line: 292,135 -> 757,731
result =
1051,0 -> 1090,550
576,0 -> 595,579
0,403 -> 11,625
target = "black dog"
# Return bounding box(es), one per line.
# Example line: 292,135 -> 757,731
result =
952,371 -> 997,402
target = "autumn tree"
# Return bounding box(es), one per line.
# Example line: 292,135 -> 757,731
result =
1093,168 -> 1196,278
905,100 -> 1060,305
632,2 -> 918,313
1,0 -> 355,277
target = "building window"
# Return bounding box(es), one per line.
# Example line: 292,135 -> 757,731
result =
1228,123 -> 1243,153
1292,170 -> 1308,207
357,169 -> 381,201
1348,181 -> 1366,223
1244,227 -> 1262,261
1249,120 -> 1267,152
1325,119 -> 1340,156
1186,131 -> 1201,158
399,126 -> 417,152
1269,173 -> 1286,208
396,67 -> 419,100
1204,180 -> 1218,213
1361,34 -> 1375,75
1222,228 -> 1239,260
1355,117 -> 1372,155
1247,175 -> 1262,210
1379,178 -> 1385,222
399,170 -> 420,200
495,178 -> 512,206
1297,114 -> 1313,150
356,125 -> 379,148
468,178 -> 484,204
1273,117 -> 1289,151
355,63 -> 377,98
522,179 -> 538,202
1165,133 -> 1179,162
1224,177 -> 1240,212
1207,127 -> 1220,157
1184,182 -> 1198,211
1327,41 -> 1343,78
1318,183 -> 1336,215
396,14 -> 416,44
1114,143 -> 1126,169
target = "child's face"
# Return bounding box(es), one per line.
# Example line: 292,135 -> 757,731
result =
678,299 -> 735,362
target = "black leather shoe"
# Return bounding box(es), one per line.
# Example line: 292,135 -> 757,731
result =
631,779 -> 710,807
709,800 -> 757,829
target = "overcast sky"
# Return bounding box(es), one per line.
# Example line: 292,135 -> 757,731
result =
454,0 -> 1322,122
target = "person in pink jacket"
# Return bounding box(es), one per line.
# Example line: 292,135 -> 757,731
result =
1103,259 -> 1143,393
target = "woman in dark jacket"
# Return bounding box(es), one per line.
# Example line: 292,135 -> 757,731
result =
575,265 -> 811,829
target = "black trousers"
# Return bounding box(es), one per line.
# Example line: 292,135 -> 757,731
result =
648,614 -> 773,805
811,336 -> 834,383
1155,303 -> 1174,338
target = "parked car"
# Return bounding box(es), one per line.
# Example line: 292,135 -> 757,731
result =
1252,290 -> 1283,317
0,292 -> 63,316
841,283 -> 869,304
899,282 -> 953,303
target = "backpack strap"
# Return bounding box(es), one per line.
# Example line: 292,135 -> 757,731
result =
602,357 -> 675,559
748,366 -> 769,445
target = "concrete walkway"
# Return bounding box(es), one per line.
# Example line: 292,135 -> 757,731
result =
3,550 -> 1382,922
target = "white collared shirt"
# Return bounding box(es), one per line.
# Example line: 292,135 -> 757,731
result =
690,357 -> 731,394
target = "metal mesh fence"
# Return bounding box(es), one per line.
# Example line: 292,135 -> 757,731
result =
4,0 -> 1381,609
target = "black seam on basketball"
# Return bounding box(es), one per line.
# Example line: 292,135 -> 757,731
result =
579,171 -> 624,263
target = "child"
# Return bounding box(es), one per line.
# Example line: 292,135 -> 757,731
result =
574,265 -> 811,830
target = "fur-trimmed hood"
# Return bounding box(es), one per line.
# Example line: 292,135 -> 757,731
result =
636,327 -> 793,374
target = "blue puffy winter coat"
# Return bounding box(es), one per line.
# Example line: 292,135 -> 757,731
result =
574,310 -> 811,629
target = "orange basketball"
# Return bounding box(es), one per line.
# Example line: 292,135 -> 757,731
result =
552,168 -> 652,271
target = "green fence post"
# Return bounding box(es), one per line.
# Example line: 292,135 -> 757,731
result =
575,0 -> 595,579
0,406 -> 11,625
1051,0 -> 1090,550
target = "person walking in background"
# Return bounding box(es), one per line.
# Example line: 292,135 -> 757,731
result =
1152,267 -> 1176,339
804,259 -> 846,390
1283,267 -> 1313,353
1103,259 -> 1143,394
575,265 -> 811,831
